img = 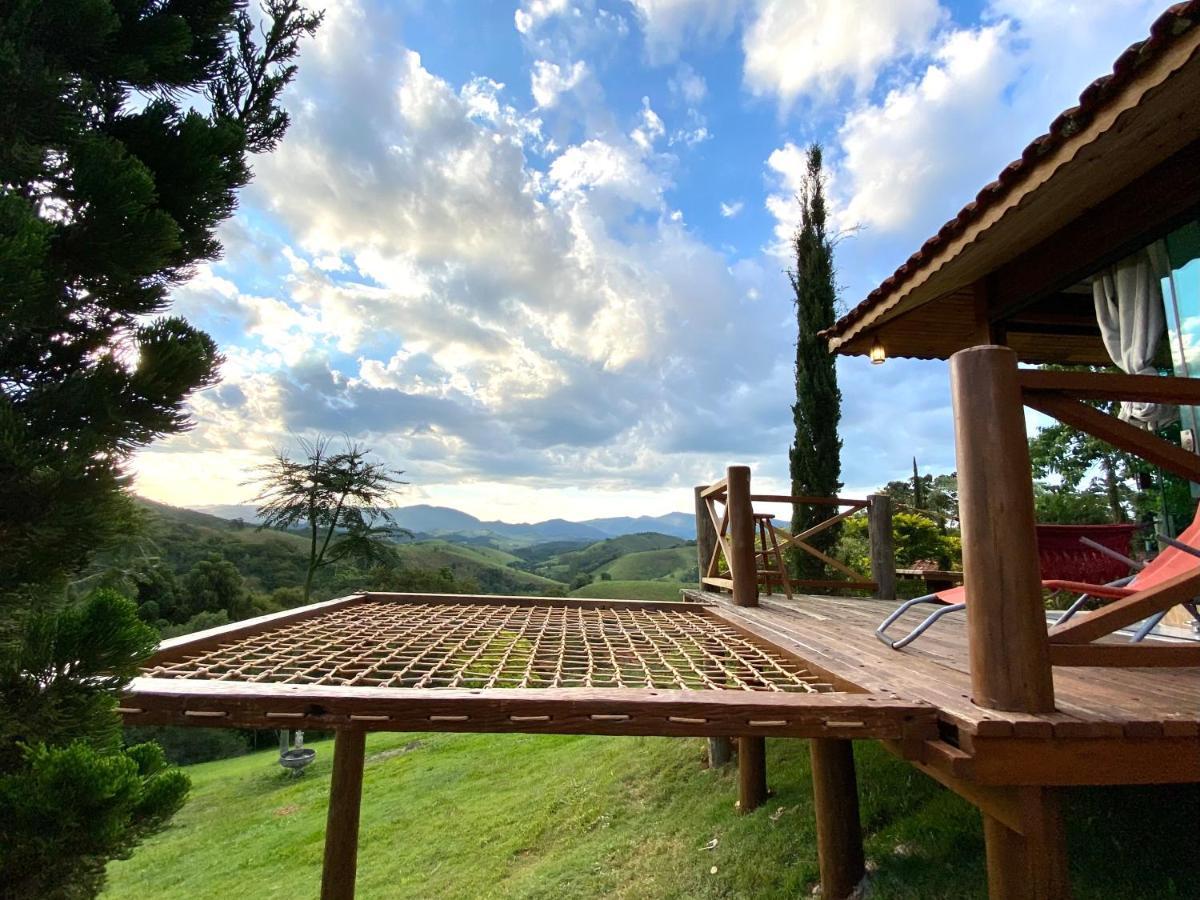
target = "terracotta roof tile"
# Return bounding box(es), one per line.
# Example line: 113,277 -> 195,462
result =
825,1 -> 1200,342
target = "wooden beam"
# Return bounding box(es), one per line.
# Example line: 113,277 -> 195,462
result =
749,494 -> 868,507
737,736 -> 767,814
1023,390 -> 1200,483
881,740 -> 1025,834
321,730 -> 367,900
700,478 -> 728,499
868,494 -> 897,602
1019,369 -> 1200,405
121,677 -> 937,740
951,346 -> 1056,713
727,466 -> 758,608
810,738 -> 865,899
1048,641 -> 1200,667
1048,567 -> 1200,644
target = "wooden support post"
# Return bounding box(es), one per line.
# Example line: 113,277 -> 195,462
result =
810,738 -> 865,900
726,465 -> 758,609
868,493 -> 896,602
321,729 -> 367,900
708,735 -> 733,768
694,485 -> 717,588
950,346 -> 1055,714
737,735 -> 767,813
983,788 -> 1069,900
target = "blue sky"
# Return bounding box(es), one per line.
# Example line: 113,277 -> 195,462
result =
133,0 -> 1167,521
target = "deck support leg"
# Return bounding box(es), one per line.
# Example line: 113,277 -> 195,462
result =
708,737 -> 733,767
321,729 -> 367,900
983,788 -> 1069,900
810,738 -> 865,899
737,736 -> 767,813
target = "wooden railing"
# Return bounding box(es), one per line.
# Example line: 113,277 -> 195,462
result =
693,467 -> 896,607
949,347 -> 1200,719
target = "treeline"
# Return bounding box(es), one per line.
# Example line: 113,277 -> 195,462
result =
89,501 -> 480,638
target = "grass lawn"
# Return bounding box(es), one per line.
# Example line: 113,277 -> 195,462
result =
103,732 -> 1197,899
569,580 -> 689,602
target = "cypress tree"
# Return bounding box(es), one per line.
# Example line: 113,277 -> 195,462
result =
788,145 -> 843,580
0,2 -> 320,895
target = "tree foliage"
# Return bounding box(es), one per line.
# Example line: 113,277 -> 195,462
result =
252,436 -> 410,602
788,144 -> 843,579
0,2 -> 320,895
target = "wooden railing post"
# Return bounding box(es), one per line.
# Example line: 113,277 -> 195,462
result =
321,729 -> 367,900
726,465 -> 758,608
694,485 -> 717,588
868,493 -> 896,601
950,345 -> 1054,714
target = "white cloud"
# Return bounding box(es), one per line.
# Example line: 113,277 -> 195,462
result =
720,200 -> 743,218
630,96 -> 665,151
530,58 -> 588,108
515,0 -> 570,35
669,63 -> 707,104
628,0 -> 742,63
743,0 -> 944,106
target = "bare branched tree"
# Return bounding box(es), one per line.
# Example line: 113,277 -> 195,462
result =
251,436 -> 409,602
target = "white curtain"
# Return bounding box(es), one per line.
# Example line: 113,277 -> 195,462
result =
1092,244 -> 1177,430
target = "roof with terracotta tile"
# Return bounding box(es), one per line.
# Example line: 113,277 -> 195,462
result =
824,1 -> 1200,343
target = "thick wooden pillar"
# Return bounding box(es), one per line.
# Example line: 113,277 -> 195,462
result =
868,493 -> 896,601
983,788 -> 1069,900
810,738 -> 865,899
321,729 -> 367,900
737,735 -> 767,813
949,346 -> 1054,714
726,465 -> 758,608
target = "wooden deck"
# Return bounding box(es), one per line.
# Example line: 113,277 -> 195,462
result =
686,589 -> 1200,787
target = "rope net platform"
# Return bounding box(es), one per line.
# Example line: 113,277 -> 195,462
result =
121,593 -> 937,741
144,597 -> 826,693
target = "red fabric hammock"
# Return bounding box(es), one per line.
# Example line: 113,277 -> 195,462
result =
1034,524 -> 1141,583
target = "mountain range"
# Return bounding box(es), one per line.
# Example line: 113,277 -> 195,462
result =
192,503 -> 696,543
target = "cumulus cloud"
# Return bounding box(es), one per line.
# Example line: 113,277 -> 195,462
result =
530,58 -> 588,108
719,200 -> 743,218
628,0 -> 742,63
743,0 -> 943,106
515,0 -> 570,35
142,1 -> 793,512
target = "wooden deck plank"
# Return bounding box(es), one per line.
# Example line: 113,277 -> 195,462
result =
687,590 -> 1200,747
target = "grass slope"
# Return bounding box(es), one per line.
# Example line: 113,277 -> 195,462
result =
103,733 -> 1197,900
395,541 -> 565,594
599,547 -> 695,582
569,580 -> 688,602
530,533 -> 689,582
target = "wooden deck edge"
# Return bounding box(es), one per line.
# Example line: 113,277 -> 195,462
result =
120,677 -> 939,741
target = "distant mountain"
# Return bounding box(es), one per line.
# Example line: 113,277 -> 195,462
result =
190,502 -> 696,543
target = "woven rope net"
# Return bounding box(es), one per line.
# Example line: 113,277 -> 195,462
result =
144,598 -> 832,693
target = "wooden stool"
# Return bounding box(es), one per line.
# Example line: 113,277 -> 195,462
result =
753,512 -> 793,600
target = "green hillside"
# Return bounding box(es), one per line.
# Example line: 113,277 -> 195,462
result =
599,546 -> 696,581
395,541 -> 566,595
527,533 -> 691,582
102,732 -> 1195,900
569,580 -> 688,602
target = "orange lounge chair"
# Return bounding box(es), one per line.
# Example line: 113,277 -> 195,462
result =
877,511 -> 1200,650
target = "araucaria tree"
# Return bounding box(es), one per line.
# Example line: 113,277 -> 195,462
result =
788,144 -> 843,579
0,2 -> 319,896
253,437 -> 409,602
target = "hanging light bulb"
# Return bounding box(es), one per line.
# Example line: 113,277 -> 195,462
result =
869,337 -> 887,365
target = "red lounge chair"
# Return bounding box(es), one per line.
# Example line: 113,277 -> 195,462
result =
877,512 -> 1200,650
